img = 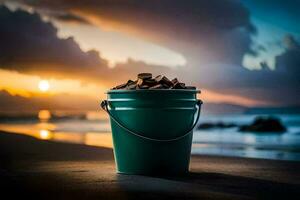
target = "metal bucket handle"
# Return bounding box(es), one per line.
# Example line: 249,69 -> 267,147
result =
101,99 -> 202,142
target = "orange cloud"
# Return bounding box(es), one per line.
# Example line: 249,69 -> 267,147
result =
200,89 -> 271,107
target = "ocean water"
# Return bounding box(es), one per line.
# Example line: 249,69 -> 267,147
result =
193,114 -> 300,161
0,113 -> 300,161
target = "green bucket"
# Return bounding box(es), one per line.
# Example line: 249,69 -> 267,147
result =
101,89 -> 202,175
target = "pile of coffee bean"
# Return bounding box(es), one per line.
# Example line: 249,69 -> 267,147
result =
111,73 -> 196,90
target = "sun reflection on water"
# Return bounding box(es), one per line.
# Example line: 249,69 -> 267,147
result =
0,123 -> 113,148
0,109 -> 113,148
39,129 -> 52,139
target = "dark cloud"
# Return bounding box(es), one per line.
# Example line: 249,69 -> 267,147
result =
0,5 -> 168,86
17,0 -> 252,29
275,35 -> 300,76
52,13 -> 91,24
3,1 -> 256,68
1,1 -> 300,105
0,6 -> 107,80
15,0 -> 255,67
207,35 -> 300,105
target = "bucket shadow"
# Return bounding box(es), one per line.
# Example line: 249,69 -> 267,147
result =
115,171 -> 300,199
150,172 -> 300,199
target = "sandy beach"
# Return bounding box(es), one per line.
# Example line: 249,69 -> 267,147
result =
0,130 -> 299,200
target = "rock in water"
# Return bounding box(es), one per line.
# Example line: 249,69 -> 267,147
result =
198,122 -> 237,130
239,116 -> 286,133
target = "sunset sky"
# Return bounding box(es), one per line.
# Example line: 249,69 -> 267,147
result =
0,0 -> 299,112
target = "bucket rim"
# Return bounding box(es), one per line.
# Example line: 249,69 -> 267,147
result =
106,89 -> 201,94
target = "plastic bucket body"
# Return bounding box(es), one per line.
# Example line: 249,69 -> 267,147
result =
103,89 -> 201,175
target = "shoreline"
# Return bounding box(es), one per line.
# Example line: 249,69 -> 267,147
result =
1,124 -> 300,162
1,130 -> 300,199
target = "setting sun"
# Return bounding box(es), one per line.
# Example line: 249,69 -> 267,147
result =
38,80 -> 50,92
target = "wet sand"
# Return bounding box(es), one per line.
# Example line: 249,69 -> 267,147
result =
0,131 -> 299,200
